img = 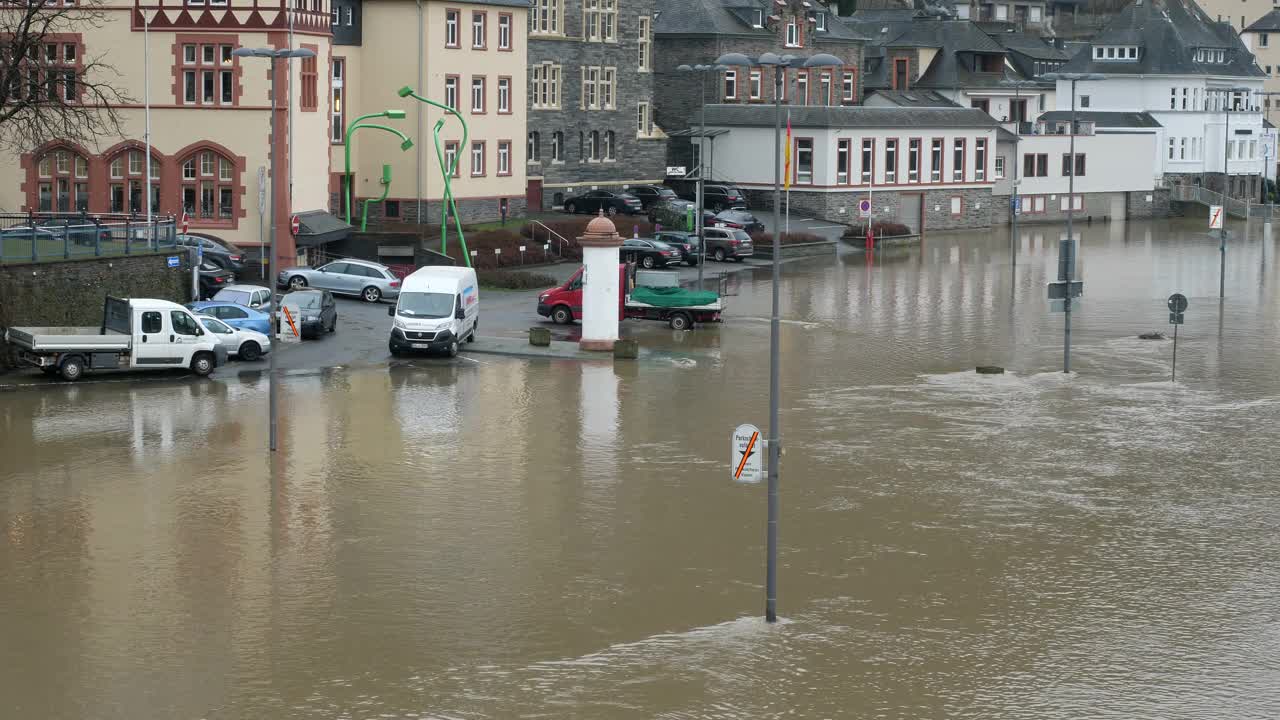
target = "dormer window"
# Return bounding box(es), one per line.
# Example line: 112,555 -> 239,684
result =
752,9 -> 763,28
814,12 -> 826,32
1092,45 -> 1139,61
785,19 -> 800,47
1194,48 -> 1227,63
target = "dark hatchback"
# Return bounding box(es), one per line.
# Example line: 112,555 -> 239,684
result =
712,209 -> 765,234
626,184 -> 679,209
653,230 -> 701,266
281,289 -> 337,338
176,234 -> 246,272
197,261 -> 236,299
621,238 -> 682,269
562,190 -> 644,216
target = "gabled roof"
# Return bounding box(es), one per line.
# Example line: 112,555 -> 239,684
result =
698,104 -> 999,129
989,31 -> 1072,61
654,0 -> 867,41
865,89 -> 963,106
1244,9 -> 1280,32
1060,0 -> 1265,77
1037,110 -> 1163,128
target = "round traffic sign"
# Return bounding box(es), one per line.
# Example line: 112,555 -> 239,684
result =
290,214 -> 300,237
858,199 -> 871,212
1167,293 -> 1188,314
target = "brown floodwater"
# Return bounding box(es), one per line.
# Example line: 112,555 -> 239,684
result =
3,217 -> 1279,719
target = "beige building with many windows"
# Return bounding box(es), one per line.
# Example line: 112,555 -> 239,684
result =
1242,11 -> 1280,137
0,0 -> 334,267
329,0 -> 529,225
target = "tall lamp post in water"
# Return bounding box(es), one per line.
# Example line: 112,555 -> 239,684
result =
1000,78 -> 1040,268
232,46 -> 317,453
715,50 -> 843,624
1205,86 -> 1253,299
1043,72 -> 1104,373
676,63 -> 726,287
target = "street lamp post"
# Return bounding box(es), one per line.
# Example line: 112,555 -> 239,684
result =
232,46 -> 317,454
716,50 -> 843,624
1043,72 -> 1104,373
676,64 -> 725,288
1206,86 -> 1253,299
1001,79 -> 1039,268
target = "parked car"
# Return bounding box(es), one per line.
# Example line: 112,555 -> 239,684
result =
197,261 -> 235,299
185,301 -> 273,335
175,234 -> 246,272
691,181 -> 747,210
621,238 -> 682,269
712,209 -> 766,234
653,230 -> 701,266
280,289 -> 337,338
562,190 -> 644,216
702,227 -> 754,262
647,198 -> 717,231
626,184 -> 679,209
0,226 -> 57,243
194,314 -> 271,361
212,284 -> 273,310
278,258 -> 401,303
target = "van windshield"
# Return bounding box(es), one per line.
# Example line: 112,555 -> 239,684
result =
398,291 -> 454,318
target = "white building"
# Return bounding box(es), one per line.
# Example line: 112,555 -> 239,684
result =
697,105 -> 999,231
993,121 -> 1164,222
1049,0 -> 1276,199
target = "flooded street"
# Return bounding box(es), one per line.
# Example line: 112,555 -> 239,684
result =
3,217 -> 1280,719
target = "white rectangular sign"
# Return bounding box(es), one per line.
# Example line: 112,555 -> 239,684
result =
1209,205 -> 1224,229
731,424 -> 763,484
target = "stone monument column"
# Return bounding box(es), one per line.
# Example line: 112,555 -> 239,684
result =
577,212 -> 623,351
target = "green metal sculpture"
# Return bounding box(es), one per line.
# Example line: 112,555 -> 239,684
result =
397,86 -> 471,267
360,164 -> 393,232
343,110 -> 413,227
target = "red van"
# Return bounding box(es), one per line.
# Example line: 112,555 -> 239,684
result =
536,265 -> 625,325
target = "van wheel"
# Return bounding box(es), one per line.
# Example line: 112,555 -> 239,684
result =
466,329 -> 477,343
239,341 -> 262,361
670,312 -> 693,331
289,275 -> 308,290
190,352 -> 215,376
362,286 -> 382,303
446,340 -> 459,358
552,305 -> 573,324
714,248 -> 727,262
59,356 -> 85,381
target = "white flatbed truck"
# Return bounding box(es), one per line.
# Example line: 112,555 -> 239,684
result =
4,296 -> 227,381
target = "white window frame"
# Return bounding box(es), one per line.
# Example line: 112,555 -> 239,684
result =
497,77 -> 510,113
637,101 -> 652,137
724,70 -> 737,100
749,70 -> 762,100
472,11 -> 486,49
638,15 -> 651,71
531,0 -> 562,35
994,155 -> 1005,179
471,76 -> 485,113
498,14 -> 512,50
785,19 -> 799,47
445,9 -> 459,47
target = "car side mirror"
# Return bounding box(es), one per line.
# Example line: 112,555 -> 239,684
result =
387,306 -> 395,317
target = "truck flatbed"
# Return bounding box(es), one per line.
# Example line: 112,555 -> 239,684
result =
624,297 -> 724,312
5,327 -> 131,353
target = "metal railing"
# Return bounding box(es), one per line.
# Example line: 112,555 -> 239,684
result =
526,220 -> 571,258
0,212 -> 178,263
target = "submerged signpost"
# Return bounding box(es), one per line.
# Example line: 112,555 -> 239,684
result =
1168,293 -> 1187,382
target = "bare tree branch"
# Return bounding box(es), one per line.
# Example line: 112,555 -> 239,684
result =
0,0 -> 134,152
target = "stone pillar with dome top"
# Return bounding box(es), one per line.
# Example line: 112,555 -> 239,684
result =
577,211 -> 624,351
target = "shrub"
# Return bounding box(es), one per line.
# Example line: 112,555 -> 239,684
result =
478,270 -> 559,290
842,221 -> 912,239
748,231 -> 828,246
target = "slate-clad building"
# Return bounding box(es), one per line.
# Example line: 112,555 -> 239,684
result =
652,0 -> 866,174
524,0 -> 668,210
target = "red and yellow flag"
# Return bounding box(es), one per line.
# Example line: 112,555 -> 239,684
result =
783,111 -> 793,190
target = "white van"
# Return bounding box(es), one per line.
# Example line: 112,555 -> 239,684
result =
387,266 -> 479,357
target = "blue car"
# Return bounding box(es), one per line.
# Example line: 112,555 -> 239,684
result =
185,301 -> 273,335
